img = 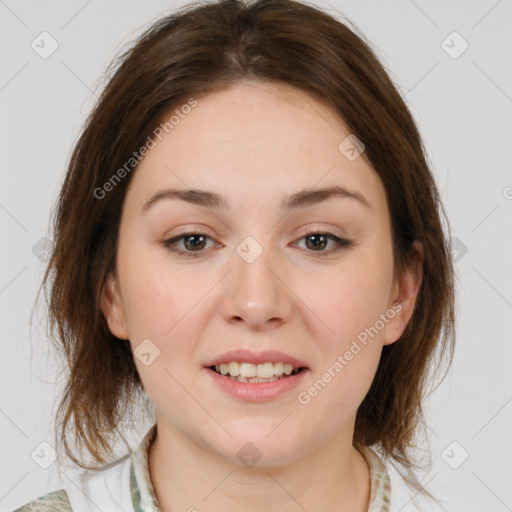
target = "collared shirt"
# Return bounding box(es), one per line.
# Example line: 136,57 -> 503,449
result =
12,424 -> 391,511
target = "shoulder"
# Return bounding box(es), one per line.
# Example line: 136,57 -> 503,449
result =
12,454 -> 133,512
12,489 -> 72,512
11,426 -> 154,512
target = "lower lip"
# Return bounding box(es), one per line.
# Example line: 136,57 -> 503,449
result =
204,367 -> 309,402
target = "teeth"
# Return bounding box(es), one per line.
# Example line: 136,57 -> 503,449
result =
241,362 -> 257,378
283,364 -> 294,375
228,361 -> 240,376
273,362 -> 284,376
214,361 -> 299,378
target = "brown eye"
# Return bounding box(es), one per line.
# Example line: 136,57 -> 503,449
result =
294,232 -> 352,257
162,233 -> 216,258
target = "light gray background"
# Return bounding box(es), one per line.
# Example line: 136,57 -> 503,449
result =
1,0 -> 511,511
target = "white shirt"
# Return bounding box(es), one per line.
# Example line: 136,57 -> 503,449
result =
13,423 -> 391,511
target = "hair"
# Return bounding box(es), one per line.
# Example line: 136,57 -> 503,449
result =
36,0 -> 456,503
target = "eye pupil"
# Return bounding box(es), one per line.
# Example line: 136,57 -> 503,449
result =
184,235 -> 206,250
306,234 -> 327,251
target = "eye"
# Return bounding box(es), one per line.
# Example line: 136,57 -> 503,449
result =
162,232 -> 218,258
162,231 -> 353,259
292,231 -> 353,257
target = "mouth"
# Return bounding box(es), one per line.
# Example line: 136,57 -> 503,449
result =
203,349 -> 310,400
207,362 -> 308,383
204,361 -> 309,402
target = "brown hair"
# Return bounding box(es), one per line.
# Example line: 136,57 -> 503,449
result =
37,0 -> 456,501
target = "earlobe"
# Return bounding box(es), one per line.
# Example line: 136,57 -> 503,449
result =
100,273 -> 130,340
382,241 -> 424,346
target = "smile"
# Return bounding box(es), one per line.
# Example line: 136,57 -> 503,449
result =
212,361 -> 303,382
205,365 -> 308,401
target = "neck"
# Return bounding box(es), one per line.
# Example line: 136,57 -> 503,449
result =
147,417 -> 371,512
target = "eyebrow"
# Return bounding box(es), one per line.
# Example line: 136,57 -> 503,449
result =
141,185 -> 371,213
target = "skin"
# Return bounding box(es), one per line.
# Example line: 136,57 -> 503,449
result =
101,80 -> 423,512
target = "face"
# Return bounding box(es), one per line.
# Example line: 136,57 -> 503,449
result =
102,80 -> 422,466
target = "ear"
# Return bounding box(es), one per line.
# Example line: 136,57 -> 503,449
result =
100,272 -> 129,340
382,241 -> 424,346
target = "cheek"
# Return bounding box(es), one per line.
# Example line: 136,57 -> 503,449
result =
118,245 -> 210,366
120,266 -> 199,401
303,252 -> 393,399
117,237 -> 187,336
123,274 -> 175,338
310,259 -> 393,343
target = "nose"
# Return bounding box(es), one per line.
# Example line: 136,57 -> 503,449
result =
217,238 -> 293,330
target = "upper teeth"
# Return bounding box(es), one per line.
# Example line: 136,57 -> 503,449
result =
215,362 -> 297,378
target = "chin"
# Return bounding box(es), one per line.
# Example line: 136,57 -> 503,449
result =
207,425 -> 307,468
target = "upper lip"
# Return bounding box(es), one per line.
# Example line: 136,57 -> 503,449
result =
205,349 -> 309,369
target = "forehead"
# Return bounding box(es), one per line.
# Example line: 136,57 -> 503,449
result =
124,81 -> 386,216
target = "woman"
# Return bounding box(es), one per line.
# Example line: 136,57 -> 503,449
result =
14,0 -> 455,510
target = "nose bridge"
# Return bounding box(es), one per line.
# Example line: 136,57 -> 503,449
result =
219,233 -> 292,327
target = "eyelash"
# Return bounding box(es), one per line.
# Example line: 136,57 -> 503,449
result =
161,231 -> 353,259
